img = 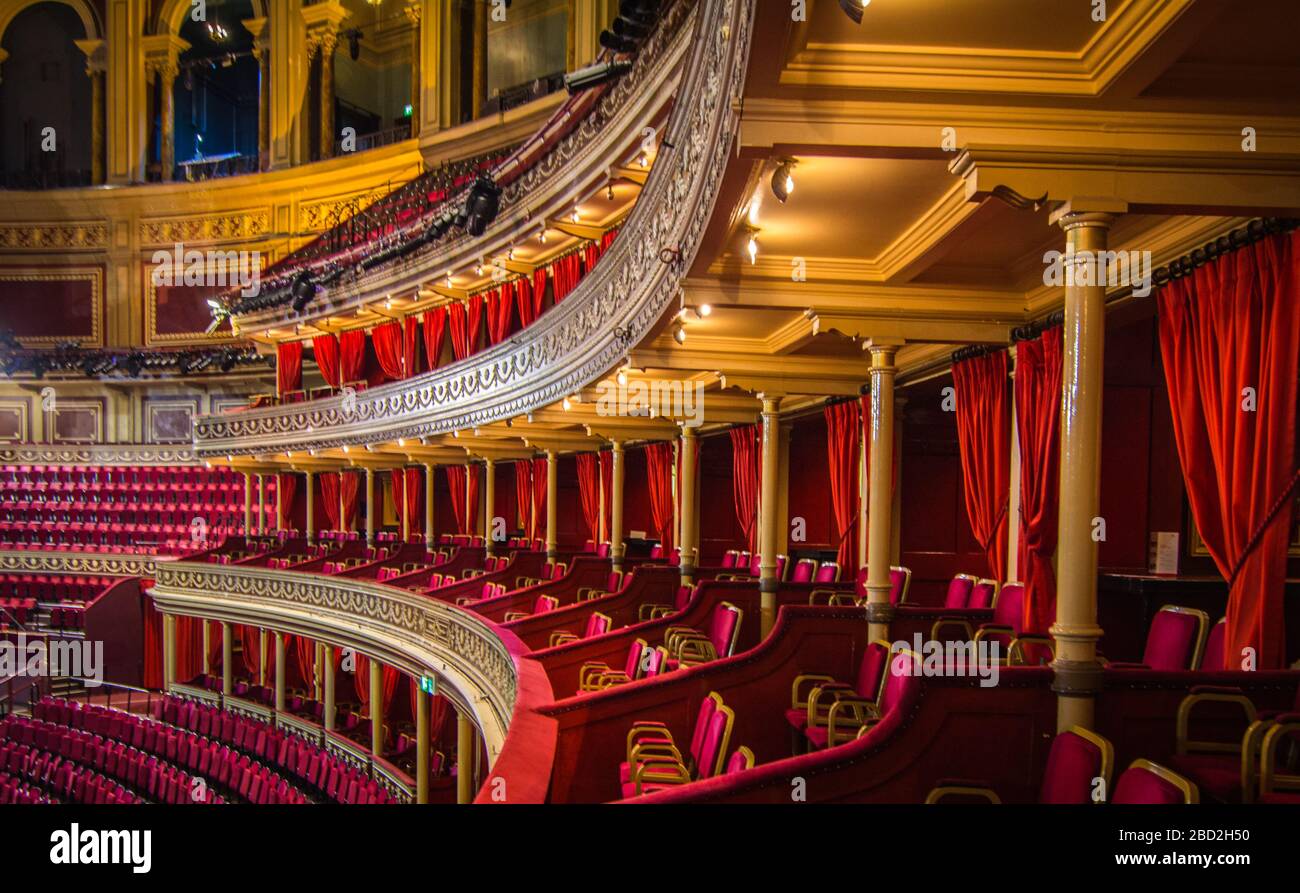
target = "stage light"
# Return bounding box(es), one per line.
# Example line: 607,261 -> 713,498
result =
463,177 -> 501,236
672,324 -> 686,345
290,272 -> 315,312
564,59 -> 633,93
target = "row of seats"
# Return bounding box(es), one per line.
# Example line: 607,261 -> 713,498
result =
158,696 -> 396,804
1,715 -> 220,804
2,464 -> 243,489
0,573 -> 121,626
0,767 -> 56,804
578,600 -> 745,692
619,691 -> 754,797
0,742 -> 138,804
34,697 -> 307,804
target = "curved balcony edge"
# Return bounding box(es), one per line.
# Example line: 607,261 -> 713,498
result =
0,547 -> 169,578
192,0 -> 754,458
148,561 -> 523,765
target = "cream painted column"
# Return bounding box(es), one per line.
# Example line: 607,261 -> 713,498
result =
425,464 -> 436,549
370,658 -> 384,756
105,0 -> 147,184
242,17 -> 270,170
545,451 -> 559,560
243,472 -> 254,534
456,711 -> 474,804
865,341 -> 902,641
267,0 -> 310,169
400,467 -> 410,542
304,471 -> 315,543
221,622 -> 233,695
857,421 -> 868,573
313,642 -> 324,700
1049,209 -> 1116,732
339,473 -> 348,535
610,441 -> 626,573
317,31 -> 339,160
679,428 -> 699,585
483,459 -> 496,555
470,0 -> 486,120
257,474 -> 267,534
364,467 -> 376,546
777,422 -> 792,558
274,633 -> 287,712
162,613 -> 176,689
415,683 -> 430,804
323,646 -> 337,731
757,395 -> 783,637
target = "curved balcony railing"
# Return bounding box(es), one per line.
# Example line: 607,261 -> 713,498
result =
193,0 -> 753,458
148,561 -> 523,763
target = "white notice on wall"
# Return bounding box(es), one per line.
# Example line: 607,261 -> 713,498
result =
1149,531 -> 1179,576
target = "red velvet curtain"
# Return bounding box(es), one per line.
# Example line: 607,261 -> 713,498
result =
446,466 -> 468,534
515,460 -> 533,537
532,457 -> 548,541
729,425 -> 759,551
513,277 -> 536,328
390,469 -> 422,535
531,269 -> 548,316
824,401 -> 861,575
293,636 -> 316,689
312,335 -> 341,388
142,596 -> 202,689
576,452 -> 600,542
339,329 -> 366,384
551,253 -> 582,303
277,473 -> 298,529
238,625 -> 274,680
276,342 -> 302,396
1157,230 -> 1300,669
449,296 -> 484,361
320,472 -> 341,529
372,318 -> 417,381
952,351 -> 1011,581
485,287 -> 513,345
340,471 -> 359,530
645,442 -> 675,550
353,654 -> 399,714
1016,327 -> 1063,637
467,466 -> 479,536
599,451 -> 613,542
423,307 -> 448,371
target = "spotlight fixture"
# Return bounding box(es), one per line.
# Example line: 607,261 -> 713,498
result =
462,177 -> 501,236
671,323 -> 686,345
348,30 -> 362,61
599,29 -> 637,54
290,272 -> 316,312
564,59 -> 633,93
770,159 -> 795,203
539,226 -> 548,244
746,232 -> 759,265
562,396 -> 572,411
838,0 -> 869,25
570,206 -> 581,223
606,182 -> 615,201
697,303 -> 712,318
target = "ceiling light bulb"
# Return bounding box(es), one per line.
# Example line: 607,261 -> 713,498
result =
672,324 -> 686,345
784,173 -> 795,196
747,202 -> 760,226
697,304 -> 712,317
539,224 -> 548,244
475,260 -> 484,276
617,368 -> 628,386
606,183 -> 615,201
445,270 -> 453,287
384,296 -> 393,309
747,235 -> 759,265
571,207 -> 581,223
508,246 -> 516,260
771,161 -> 795,203
639,152 -> 649,168
562,397 -> 572,411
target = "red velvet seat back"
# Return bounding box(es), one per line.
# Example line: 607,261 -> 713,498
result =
855,642 -> 889,699
1200,618 -> 1226,670
1112,766 -> 1189,804
624,641 -> 644,678
697,708 -> 731,780
790,560 -> 816,583
1039,730 -> 1104,804
709,605 -> 741,657
992,583 -> 1025,630
1142,608 -> 1201,670
584,613 -> 610,638
944,575 -> 975,609
687,697 -> 719,771
969,580 -> 997,609
879,652 -> 921,714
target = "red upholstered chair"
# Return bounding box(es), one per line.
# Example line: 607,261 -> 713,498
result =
580,638 -> 656,691
804,648 -> 922,750
619,692 -> 734,797
548,611 -> 613,647
1199,617 -> 1227,670
1112,760 -> 1199,804
1109,605 -> 1209,671
943,574 -> 978,608
787,639 -> 891,752
720,550 -> 739,568
790,559 -> 817,583
664,602 -> 743,667
969,578 -> 999,609
1258,716 -> 1300,803
813,561 -> 841,584
724,746 -> 755,775
853,566 -> 912,605
505,594 -> 559,622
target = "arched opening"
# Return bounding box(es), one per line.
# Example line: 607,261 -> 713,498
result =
0,1 -> 94,188
330,0 -> 416,156
166,0 -> 260,181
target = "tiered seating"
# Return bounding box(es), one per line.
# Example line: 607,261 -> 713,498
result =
0,714 -> 218,804
158,696 -> 395,804
578,638 -> 668,691
0,574 -> 122,628
0,463 -> 247,554
662,602 -> 743,668
0,740 -> 136,804
619,692 -> 742,797
30,698 -> 302,803
504,594 -> 558,621
926,726 -> 1114,804
548,611 -> 613,647
0,768 -> 56,803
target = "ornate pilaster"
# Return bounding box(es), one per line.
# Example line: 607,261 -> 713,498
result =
242,17 -> 271,171
302,0 -> 349,160
74,40 -> 106,184
142,34 -> 189,182
404,2 -> 422,138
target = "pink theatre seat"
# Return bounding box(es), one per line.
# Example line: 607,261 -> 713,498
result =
1112,760 -> 1199,804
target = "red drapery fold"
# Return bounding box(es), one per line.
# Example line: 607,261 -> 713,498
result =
576,452 -> 600,542
825,401 -> 861,576
277,473 -> 298,529
729,425 -> 759,551
532,457 -> 548,541
514,460 -> 533,538
142,597 -> 203,689
372,318 -> 417,381
311,334 -> 341,388
339,329 -> 366,384
485,287 -> 513,345
276,342 -> 302,396
448,296 -> 484,361
531,269 -> 548,316
293,635 -> 316,689
645,442 -> 675,550
582,242 -> 598,273
550,253 -> 582,303
320,472 -> 341,530
467,466 -> 479,535
599,451 -> 613,542
446,466 -> 468,535
1157,230 -> 1299,669
952,351 -> 1012,581
340,470 -> 359,530
353,655 -> 400,714
1016,327 -> 1063,637
238,625 -> 275,680
422,307 -> 448,371
513,277 -> 536,328
390,468 -> 423,535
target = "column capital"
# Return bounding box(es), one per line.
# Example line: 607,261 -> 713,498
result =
141,33 -> 189,83
302,0 -> 350,58
74,38 -> 106,75
403,1 -> 422,25
1049,205 -> 1123,231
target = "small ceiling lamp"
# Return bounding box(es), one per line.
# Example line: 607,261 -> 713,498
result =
570,206 -> 581,223
770,159 -> 796,203
838,0 -> 869,25
746,230 -> 760,265
697,303 -> 712,318
672,323 -> 686,345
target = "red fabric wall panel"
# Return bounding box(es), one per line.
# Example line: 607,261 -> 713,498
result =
786,414 -> 835,553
